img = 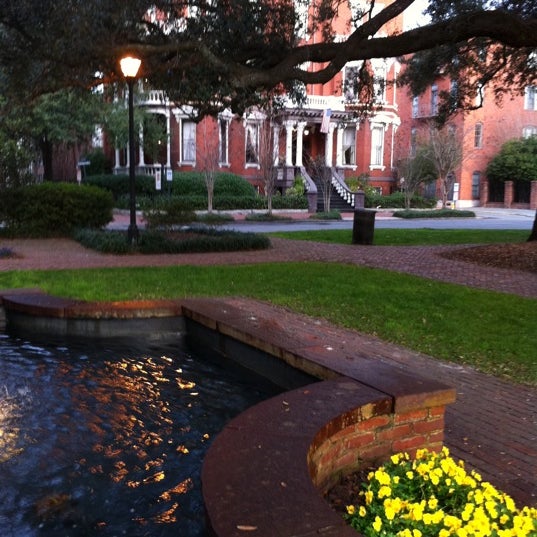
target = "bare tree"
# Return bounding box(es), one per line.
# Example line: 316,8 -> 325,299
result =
397,147 -> 437,208
310,155 -> 332,213
424,124 -> 464,208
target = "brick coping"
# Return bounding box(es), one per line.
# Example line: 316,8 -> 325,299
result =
0,290 -> 456,537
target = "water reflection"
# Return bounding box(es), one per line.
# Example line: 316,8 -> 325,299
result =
0,335 -> 281,536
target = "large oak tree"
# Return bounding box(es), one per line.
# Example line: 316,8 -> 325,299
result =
1,0 -> 535,112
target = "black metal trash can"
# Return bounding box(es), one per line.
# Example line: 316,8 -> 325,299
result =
352,209 -> 376,245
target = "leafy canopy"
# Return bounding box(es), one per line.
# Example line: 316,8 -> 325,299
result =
0,0 -> 535,117
486,136 -> 537,182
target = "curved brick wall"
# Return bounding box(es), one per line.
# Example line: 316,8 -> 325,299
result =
0,291 -> 456,537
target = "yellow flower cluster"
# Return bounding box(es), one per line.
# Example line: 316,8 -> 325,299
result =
344,447 -> 537,537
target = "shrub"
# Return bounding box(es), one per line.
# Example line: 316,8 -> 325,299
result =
171,171 -> 257,197
366,191 -> 436,209
272,194 -> 308,210
0,183 -> 114,237
143,199 -> 198,227
393,209 -> 475,219
196,213 -> 235,225
309,210 -> 342,220
83,174 -> 157,201
84,148 -> 110,175
73,227 -> 271,254
345,173 -> 371,192
244,213 -> 293,222
286,175 -> 306,196
138,228 -> 270,254
73,228 -> 131,254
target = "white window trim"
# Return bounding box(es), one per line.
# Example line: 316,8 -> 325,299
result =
180,118 -> 197,166
474,122 -> 483,149
369,123 -> 386,170
218,113 -> 231,167
524,86 -> 537,111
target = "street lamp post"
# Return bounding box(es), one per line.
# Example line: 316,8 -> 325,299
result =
120,55 -> 142,244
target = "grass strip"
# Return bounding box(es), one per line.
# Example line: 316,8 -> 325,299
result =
0,262 -> 534,385
270,229 -> 530,245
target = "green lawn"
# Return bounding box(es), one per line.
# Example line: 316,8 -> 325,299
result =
270,228 -> 530,245
0,259 -> 535,386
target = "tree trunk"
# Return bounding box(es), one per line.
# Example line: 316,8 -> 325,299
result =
528,209 -> 537,241
40,138 -> 54,181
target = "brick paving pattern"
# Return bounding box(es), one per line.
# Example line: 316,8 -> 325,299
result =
0,232 -> 536,506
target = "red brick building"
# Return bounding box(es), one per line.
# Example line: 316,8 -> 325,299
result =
396,78 -> 537,209
107,3 -> 536,210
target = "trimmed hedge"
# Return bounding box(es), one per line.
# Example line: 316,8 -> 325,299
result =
73,227 -> 271,254
85,172 -> 308,213
366,191 -> 436,209
171,171 -> 257,197
83,174 -> 156,201
0,183 -> 114,237
392,209 -> 476,219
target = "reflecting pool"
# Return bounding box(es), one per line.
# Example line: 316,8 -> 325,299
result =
0,333 -> 282,536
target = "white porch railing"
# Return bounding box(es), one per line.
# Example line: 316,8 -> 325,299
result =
330,168 -> 356,207
114,164 -> 168,177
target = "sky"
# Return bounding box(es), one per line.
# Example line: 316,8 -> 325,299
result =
403,0 -> 430,30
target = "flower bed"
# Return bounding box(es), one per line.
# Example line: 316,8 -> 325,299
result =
345,447 -> 537,537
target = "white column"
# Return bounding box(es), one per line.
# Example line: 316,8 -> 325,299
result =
390,124 -> 398,169
285,121 -> 294,167
324,123 -> 335,166
114,148 -> 121,169
166,110 -> 171,167
138,125 -> 145,166
335,125 -> 344,167
272,124 -> 281,166
295,121 -> 306,167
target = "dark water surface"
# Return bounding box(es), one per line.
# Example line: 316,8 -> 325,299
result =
0,333 -> 282,536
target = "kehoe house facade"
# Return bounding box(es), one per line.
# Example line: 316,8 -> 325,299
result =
105,3 -> 536,211
108,1 -> 405,211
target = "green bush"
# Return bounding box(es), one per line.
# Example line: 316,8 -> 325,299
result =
84,148 -> 111,175
84,174 -> 156,200
0,183 -> 114,237
73,228 -> 131,254
392,209 -> 476,219
196,213 -> 235,225
366,191 -> 436,209
309,210 -> 342,220
286,175 -> 306,196
144,201 -> 198,227
272,194 -> 308,210
138,228 -> 270,254
73,227 -> 271,254
171,171 -> 257,197
345,173 -> 371,192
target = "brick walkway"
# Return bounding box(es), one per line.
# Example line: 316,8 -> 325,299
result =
0,234 -> 536,506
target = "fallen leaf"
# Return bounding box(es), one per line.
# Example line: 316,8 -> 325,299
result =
237,524 -> 258,531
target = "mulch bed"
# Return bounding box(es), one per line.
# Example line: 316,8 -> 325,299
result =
440,242 -> 537,273
325,469 -> 372,514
